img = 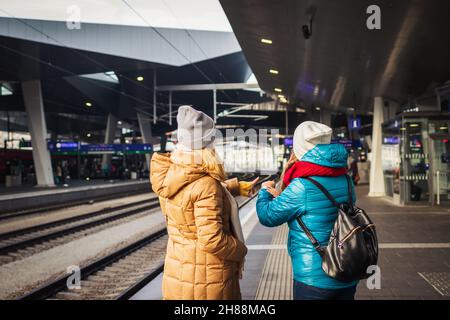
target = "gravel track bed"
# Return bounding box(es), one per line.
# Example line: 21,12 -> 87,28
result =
51,235 -> 167,300
0,203 -> 159,265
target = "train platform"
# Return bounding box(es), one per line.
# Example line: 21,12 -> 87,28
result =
132,185 -> 450,300
0,179 -> 151,214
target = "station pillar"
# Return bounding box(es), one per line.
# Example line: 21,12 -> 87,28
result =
368,96 -> 386,197
101,113 -> 117,171
22,80 -> 55,187
137,112 -> 153,169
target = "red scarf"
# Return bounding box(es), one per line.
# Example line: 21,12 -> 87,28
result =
283,161 -> 347,187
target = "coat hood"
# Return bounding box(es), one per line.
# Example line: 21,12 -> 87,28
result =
301,143 -> 348,168
152,151 -> 246,300
150,152 -> 210,198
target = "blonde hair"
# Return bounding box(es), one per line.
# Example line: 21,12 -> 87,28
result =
172,147 -> 226,181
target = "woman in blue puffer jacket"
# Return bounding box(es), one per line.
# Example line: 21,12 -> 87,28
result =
256,121 -> 358,300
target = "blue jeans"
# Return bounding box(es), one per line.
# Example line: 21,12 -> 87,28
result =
293,280 -> 357,300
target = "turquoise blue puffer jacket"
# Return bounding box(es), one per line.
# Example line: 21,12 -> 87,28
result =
256,143 -> 357,289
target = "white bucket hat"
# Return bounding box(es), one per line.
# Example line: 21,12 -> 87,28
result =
293,121 -> 332,159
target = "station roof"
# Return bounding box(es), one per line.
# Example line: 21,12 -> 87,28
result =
220,0 -> 450,113
0,0 -> 233,32
0,1 -> 287,138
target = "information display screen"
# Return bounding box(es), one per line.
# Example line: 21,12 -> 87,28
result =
122,144 -> 153,154
47,141 -> 79,154
80,144 -> 119,154
383,136 -> 400,145
48,142 -> 152,155
331,139 -> 353,149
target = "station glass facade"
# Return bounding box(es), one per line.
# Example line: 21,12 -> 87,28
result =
382,112 -> 450,205
215,140 -> 279,174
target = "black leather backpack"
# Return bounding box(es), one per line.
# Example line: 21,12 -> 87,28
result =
296,175 -> 378,282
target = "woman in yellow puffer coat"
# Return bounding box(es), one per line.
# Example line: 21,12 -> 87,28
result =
150,105 -> 253,300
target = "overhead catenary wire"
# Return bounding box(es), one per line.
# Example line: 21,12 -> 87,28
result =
121,0 -> 245,120
1,5 -> 241,122
0,8 -> 183,115
121,0 -> 216,85
159,0 -> 235,103
158,2 -> 232,83
0,8 -> 163,100
0,42 -> 173,124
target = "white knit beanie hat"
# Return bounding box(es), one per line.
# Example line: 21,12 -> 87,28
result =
176,105 -> 215,150
293,121 -> 332,159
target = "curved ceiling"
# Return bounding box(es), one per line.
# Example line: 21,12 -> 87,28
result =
220,0 -> 450,113
0,0 -> 232,32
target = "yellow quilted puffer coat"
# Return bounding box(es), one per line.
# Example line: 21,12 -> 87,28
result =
150,152 -> 247,300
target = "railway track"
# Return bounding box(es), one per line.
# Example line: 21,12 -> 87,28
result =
0,197 -> 160,264
19,228 -> 168,300
0,175 -> 248,221
16,174 -> 277,300
0,188 -> 151,221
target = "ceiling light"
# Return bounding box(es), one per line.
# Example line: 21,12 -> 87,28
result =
85,102 -> 92,107
87,133 -> 91,137
409,123 -> 419,127
280,97 -> 288,104
315,107 -> 321,111
117,121 -> 122,125
400,127 -> 406,131
269,69 -> 279,75
136,76 -> 144,81
261,38 -> 272,44
278,94 -> 285,98
440,126 -> 448,130
274,88 -> 282,93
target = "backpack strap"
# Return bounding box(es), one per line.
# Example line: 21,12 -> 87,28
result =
345,174 -> 353,205
303,176 -> 340,207
296,215 -> 325,257
295,175 -> 352,257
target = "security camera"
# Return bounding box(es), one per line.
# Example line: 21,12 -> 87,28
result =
302,25 -> 311,39
302,7 -> 315,40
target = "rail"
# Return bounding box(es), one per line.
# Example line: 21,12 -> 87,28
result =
16,173 -> 278,300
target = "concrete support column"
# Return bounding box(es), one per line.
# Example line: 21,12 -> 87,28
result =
22,80 -> 55,187
169,91 -> 173,126
101,113 -> 117,170
213,89 -> 217,123
320,108 -> 331,127
137,112 -> 153,169
285,108 -> 289,135
369,96 -> 386,197
153,70 -> 157,125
